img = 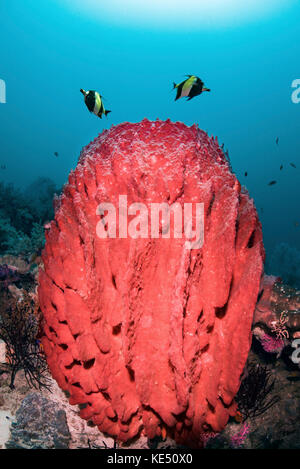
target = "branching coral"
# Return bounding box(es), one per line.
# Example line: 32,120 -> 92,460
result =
0,290 -> 50,389
236,362 -> 280,421
230,422 -> 251,448
270,311 -> 289,340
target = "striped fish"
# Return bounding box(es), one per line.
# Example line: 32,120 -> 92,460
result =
80,89 -> 111,118
173,75 -> 210,101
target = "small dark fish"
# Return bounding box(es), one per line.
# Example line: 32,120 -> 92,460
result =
280,165 -> 283,170
1,164 -> 6,170
244,171 -> 248,177
54,152 -> 59,157
276,137 -> 279,145
80,89 -> 111,118
173,75 -> 210,101
290,163 -> 297,168
268,180 -> 277,186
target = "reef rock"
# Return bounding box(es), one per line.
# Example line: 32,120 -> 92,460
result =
6,393 -> 70,449
38,119 -> 264,447
253,275 -> 300,339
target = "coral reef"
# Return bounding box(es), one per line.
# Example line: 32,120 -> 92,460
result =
23,177 -> 58,223
0,264 -> 20,290
0,179 -> 59,260
253,275 -> 300,341
38,119 -> 264,447
205,349 -> 300,449
6,393 -> 71,449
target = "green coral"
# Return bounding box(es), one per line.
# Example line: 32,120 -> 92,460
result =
2,222 -> 45,258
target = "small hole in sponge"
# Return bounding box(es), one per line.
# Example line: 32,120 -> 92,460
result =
65,359 -> 81,370
215,304 -> 227,319
112,274 -> 117,289
197,310 -> 203,322
127,367 -> 135,382
102,391 -> 111,401
83,358 -> 95,370
206,400 -> 215,413
78,403 -> 88,410
247,230 -> 256,249
207,192 -> 215,216
257,289 -> 264,303
113,324 -> 122,335
59,343 -> 68,350
72,382 -> 83,389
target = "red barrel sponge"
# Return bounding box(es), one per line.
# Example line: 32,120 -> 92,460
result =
38,119 -> 264,447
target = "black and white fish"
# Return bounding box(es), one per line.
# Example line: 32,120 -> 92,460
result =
173,75 -> 210,101
80,89 -> 111,118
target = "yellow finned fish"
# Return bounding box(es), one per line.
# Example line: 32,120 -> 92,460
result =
80,89 -> 111,118
173,75 -> 210,101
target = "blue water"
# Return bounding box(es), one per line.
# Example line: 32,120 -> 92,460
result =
0,0 -> 300,276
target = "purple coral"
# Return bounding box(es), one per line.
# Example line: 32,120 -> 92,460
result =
231,423 -> 250,448
261,333 -> 285,354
